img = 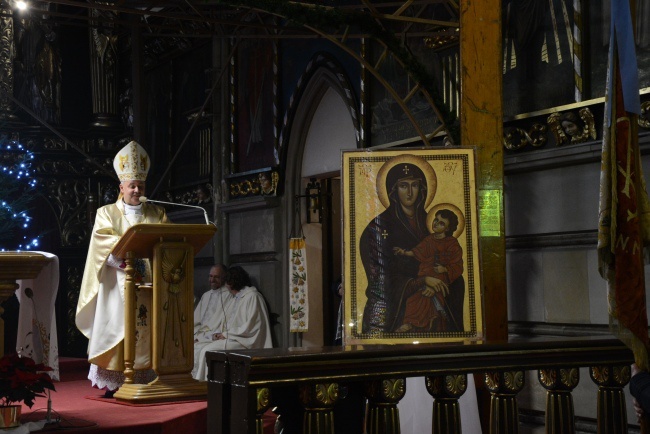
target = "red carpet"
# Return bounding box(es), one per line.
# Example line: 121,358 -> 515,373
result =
19,358 -> 208,434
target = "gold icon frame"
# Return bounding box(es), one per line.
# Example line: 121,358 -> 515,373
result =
342,148 -> 484,345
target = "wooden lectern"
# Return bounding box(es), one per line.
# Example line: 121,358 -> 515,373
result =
109,223 -> 216,403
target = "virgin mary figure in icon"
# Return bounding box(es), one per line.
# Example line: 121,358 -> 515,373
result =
360,154 -> 465,335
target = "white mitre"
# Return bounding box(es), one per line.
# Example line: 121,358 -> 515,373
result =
113,141 -> 150,181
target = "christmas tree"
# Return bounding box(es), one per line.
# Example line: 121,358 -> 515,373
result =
0,139 -> 39,251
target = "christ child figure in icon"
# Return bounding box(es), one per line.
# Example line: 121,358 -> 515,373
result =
393,208 -> 465,333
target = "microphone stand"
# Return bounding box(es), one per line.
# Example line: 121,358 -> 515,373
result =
139,197 -> 211,225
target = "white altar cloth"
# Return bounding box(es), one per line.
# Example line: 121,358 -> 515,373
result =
15,252 -> 60,381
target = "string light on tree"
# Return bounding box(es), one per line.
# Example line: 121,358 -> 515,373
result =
0,140 -> 40,251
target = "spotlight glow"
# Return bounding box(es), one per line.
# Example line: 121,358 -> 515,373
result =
15,0 -> 28,10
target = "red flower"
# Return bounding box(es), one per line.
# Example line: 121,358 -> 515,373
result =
0,353 -> 55,408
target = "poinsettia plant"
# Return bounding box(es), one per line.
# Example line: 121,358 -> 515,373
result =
0,353 -> 55,408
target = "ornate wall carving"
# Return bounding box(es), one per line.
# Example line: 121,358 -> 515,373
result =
224,168 -> 280,200
14,3 -> 62,124
0,6 -> 14,121
89,7 -> 121,128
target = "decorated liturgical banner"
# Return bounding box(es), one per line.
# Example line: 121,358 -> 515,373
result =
289,237 -> 309,332
342,148 -> 484,345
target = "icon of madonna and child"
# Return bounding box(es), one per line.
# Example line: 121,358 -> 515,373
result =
344,150 -> 483,344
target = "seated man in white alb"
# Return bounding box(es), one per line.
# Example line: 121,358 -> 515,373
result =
192,266 -> 273,380
194,264 -> 231,341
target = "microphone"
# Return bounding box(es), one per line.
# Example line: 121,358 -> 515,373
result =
139,196 -> 210,225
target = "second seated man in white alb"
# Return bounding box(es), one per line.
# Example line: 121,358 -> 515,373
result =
192,266 -> 272,381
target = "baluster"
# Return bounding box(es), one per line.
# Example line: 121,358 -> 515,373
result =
484,370 -> 524,434
299,383 -> 338,434
365,378 -> 406,434
538,368 -> 579,433
123,252 -> 135,384
590,364 -> 630,434
425,374 -> 466,434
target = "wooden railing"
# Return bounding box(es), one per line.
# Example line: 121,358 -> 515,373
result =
206,336 -> 634,434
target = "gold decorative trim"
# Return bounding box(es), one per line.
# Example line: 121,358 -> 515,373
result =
640,101 -> 650,129
426,374 -> 467,398
538,368 -> 579,390
257,387 -> 270,412
504,370 -> 524,392
590,365 -> 609,385
560,368 -> 579,388
539,369 -> 556,388
503,124 -> 547,150
365,378 -> 405,402
591,365 -> 630,387
226,169 -> 280,200
485,370 -> 524,393
299,383 -> 339,407
613,365 -> 631,385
